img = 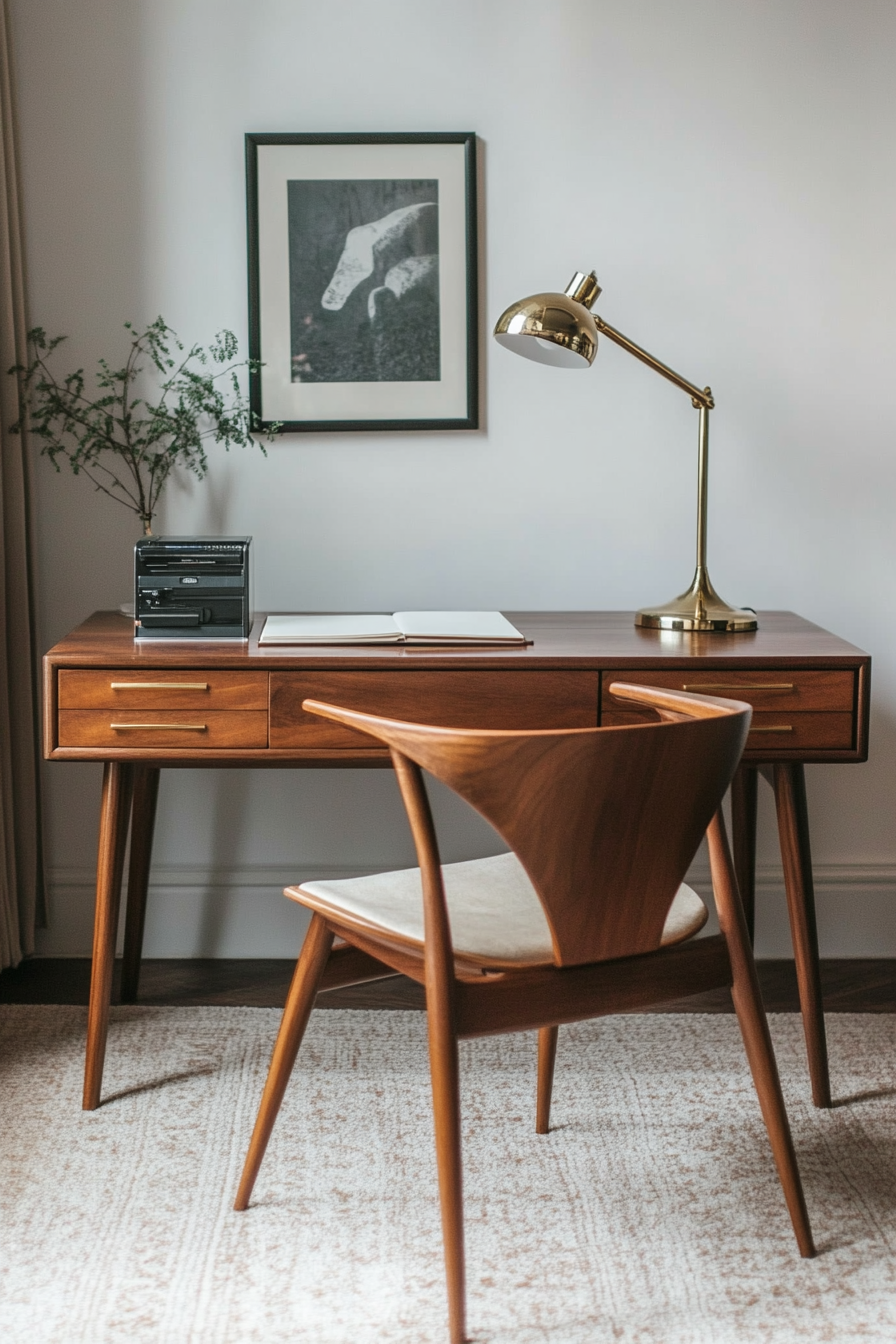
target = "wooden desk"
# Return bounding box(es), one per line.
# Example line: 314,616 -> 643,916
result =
44,610 -> 870,1110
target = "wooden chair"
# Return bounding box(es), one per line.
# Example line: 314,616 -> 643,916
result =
234,683 -> 815,1343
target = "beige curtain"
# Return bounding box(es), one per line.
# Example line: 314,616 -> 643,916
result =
0,0 -> 44,971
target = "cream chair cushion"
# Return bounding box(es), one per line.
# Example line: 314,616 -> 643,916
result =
292,851 -> 707,968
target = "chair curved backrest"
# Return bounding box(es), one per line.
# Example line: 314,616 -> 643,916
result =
303,684 -> 752,967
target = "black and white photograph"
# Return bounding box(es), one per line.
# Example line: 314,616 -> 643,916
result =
289,178 -> 440,385
247,134 -> 477,431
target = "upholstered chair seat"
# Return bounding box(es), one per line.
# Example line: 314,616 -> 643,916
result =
293,852 -> 708,970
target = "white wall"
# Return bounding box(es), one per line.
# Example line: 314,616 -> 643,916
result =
10,0 -> 896,958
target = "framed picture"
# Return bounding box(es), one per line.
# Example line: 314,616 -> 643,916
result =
245,132 -> 478,433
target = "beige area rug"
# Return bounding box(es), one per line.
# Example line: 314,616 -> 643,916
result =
3,1007 -> 896,1344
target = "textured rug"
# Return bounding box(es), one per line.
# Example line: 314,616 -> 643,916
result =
3,1007 -> 896,1343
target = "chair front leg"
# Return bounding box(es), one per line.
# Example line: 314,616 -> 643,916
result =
234,914 -> 334,1211
392,749 -> 468,1342
427,982 -> 466,1344
707,812 -> 815,1258
536,1025 -> 559,1134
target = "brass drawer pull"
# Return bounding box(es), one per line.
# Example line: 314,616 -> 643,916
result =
110,722 -> 208,731
110,682 -> 210,691
749,725 -> 794,734
682,683 -> 795,692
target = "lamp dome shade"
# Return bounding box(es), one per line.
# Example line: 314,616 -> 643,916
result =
493,272 -> 600,368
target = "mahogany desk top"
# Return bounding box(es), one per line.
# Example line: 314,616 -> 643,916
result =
45,607 -> 869,670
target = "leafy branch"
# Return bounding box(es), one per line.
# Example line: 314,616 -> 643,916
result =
9,317 -> 280,534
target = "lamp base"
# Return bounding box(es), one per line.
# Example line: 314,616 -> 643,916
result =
635,571 -> 757,633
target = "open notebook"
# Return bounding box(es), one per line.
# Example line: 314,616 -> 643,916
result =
259,611 -> 528,646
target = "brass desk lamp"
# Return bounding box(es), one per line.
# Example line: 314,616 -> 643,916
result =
494,270 -> 757,632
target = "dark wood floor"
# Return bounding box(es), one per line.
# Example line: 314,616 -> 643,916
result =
1,957 -> 895,1012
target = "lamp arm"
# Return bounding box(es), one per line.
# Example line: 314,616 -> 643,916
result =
593,313 -> 718,619
594,316 -> 714,410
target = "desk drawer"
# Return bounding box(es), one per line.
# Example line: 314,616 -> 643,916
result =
58,670 -> 269,711
601,710 -> 854,753
270,671 -> 598,749
58,710 -> 269,749
600,669 -> 854,712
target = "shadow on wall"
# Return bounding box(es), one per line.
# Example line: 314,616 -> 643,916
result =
197,770 -> 251,954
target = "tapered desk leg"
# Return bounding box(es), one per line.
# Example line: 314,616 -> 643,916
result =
730,764 -> 758,942
120,767 -> 160,1004
771,762 -> 831,1109
83,762 -> 134,1111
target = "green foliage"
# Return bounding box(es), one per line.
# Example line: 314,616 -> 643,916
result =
9,317 -> 280,534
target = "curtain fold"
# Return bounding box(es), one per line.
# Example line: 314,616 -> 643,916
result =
0,0 -> 44,971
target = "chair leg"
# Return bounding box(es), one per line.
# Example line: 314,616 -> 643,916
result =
731,974 -> 816,1257
392,748 -> 467,1341
707,812 -> 815,1258
234,914 -> 334,1211
536,1025 -> 559,1134
427,984 -> 466,1344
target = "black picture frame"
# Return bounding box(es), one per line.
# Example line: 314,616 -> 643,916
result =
245,132 -> 478,433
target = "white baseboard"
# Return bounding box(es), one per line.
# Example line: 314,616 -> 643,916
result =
33,862 -> 896,960
36,865 -> 372,959
687,863 -> 896,959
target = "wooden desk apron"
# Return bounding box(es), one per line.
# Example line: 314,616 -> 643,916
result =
45,610 -> 869,765
42,610 -> 870,1113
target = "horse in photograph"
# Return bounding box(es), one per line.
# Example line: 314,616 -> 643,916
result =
321,202 -> 440,380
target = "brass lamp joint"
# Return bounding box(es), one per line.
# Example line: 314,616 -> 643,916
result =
564,271 -> 601,308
